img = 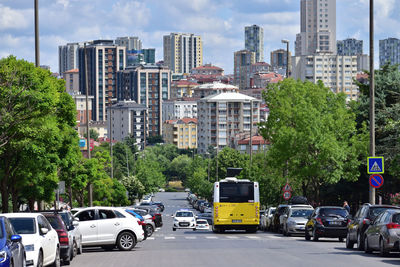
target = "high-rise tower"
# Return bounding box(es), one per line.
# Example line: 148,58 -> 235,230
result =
245,25 -> 264,62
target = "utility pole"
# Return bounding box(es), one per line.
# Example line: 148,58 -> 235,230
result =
249,100 -> 253,165
126,145 -> 129,177
281,39 -> 290,78
216,146 -> 219,181
84,43 -> 93,207
34,0 -> 40,67
109,107 -> 114,179
369,0 -> 376,204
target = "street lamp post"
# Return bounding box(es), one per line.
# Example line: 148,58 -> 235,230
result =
34,0 -> 40,67
369,0 -> 375,204
281,39 -> 290,78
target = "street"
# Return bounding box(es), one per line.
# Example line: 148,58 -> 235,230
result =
70,192 -> 399,267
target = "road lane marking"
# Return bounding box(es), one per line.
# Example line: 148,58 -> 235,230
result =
206,236 -> 218,239
147,237 -> 155,240
164,236 -> 175,240
226,236 -> 239,239
266,235 -> 281,239
185,236 -> 197,239
246,236 -> 260,239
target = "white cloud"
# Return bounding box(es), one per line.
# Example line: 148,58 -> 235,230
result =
0,4 -> 31,30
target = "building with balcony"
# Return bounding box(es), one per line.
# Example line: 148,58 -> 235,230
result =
245,25 -> 264,62
64,69 -> 80,95
197,92 -> 260,154
192,82 -> 239,99
163,99 -> 197,121
234,50 -> 256,90
234,135 -> 269,154
171,79 -> 199,98
379,38 -> 400,71
337,38 -> 363,56
163,118 -> 197,149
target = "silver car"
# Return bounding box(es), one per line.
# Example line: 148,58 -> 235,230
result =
364,209 -> 400,256
262,207 -> 276,231
132,209 -> 156,237
282,206 -> 314,236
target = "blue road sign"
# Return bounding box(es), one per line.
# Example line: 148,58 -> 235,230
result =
79,139 -> 86,148
367,157 -> 384,174
369,174 -> 384,189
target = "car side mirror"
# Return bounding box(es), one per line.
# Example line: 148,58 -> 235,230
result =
74,217 -> 80,222
283,215 -> 288,218
73,220 -> 79,227
40,228 -> 49,235
11,235 -> 22,243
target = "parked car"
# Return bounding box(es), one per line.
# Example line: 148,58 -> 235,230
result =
305,206 -> 349,241
197,213 -> 213,225
264,207 -> 276,231
0,216 -> 25,267
152,202 -> 165,212
194,200 -> 206,211
282,205 -> 314,236
134,207 -> 163,228
4,213 -> 60,267
346,204 -> 400,250
195,219 -> 210,231
42,213 -> 73,265
42,210 -> 82,260
199,202 -> 211,213
124,209 -> 149,240
74,207 -> 144,251
259,210 -> 266,230
135,204 -> 161,213
364,209 -> 400,256
271,205 -> 288,233
128,209 -> 156,237
142,195 -> 153,204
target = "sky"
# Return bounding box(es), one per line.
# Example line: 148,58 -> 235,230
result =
1,0 -> 400,74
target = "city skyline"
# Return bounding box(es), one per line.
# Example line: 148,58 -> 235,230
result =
1,0 -> 399,73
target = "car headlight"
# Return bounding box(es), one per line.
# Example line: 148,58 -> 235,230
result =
0,251 -> 7,263
25,244 -> 35,251
287,220 -> 296,226
174,219 -> 178,222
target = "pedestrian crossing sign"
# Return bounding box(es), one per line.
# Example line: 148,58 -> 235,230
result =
367,157 -> 384,174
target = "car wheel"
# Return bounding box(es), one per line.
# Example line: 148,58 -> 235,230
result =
339,237 -> 344,242
146,225 -> 154,237
357,232 -> 364,250
78,241 -> 83,255
173,228 -> 176,231
364,236 -> 372,254
305,229 -> 311,241
72,240 -> 78,258
379,238 -> 389,257
312,228 -> 319,241
50,247 -> 60,267
193,228 -> 196,231
346,232 -> 354,249
10,260 -> 14,267
117,231 -> 136,251
37,251 -> 44,267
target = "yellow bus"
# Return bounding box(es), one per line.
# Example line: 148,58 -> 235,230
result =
212,172 -> 260,233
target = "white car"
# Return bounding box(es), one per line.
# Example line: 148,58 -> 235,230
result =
282,205 -> 314,236
172,210 -> 196,231
195,219 -> 209,231
74,207 -> 144,251
4,213 -> 60,267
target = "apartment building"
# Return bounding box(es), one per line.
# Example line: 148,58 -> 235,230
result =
245,25 -> 264,62
337,38 -> 363,56
115,36 -> 142,50
192,82 -> 239,99
78,40 -> 126,121
163,33 -> 203,74
163,99 -> 197,121
271,49 -> 292,70
59,42 -> 83,76
234,50 -> 256,90
379,38 -> 400,71
197,92 -> 260,154
163,118 -> 197,149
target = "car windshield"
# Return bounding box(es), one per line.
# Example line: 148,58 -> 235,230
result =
9,218 -> 36,234
45,216 -> 65,230
369,207 -> 396,220
270,209 -> 276,214
291,209 -> 313,218
196,220 -> 207,224
392,213 -> 400,223
219,182 -> 254,203
175,212 -> 193,217
320,208 -> 348,217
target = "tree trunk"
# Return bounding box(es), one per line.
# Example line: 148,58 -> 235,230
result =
11,188 -> 19,212
68,185 -> 73,209
28,198 -> 35,211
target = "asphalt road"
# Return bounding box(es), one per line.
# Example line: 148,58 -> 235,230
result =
71,192 -> 400,267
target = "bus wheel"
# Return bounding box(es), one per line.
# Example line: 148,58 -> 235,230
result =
246,227 -> 257,233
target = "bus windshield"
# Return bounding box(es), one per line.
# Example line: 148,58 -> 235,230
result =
219,182 -> 254,203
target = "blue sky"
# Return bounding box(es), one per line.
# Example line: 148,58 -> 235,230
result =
1,0 -> 399,74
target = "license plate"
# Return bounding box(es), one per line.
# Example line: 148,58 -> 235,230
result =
232,219 -> 242,223
329,221 -> 341,225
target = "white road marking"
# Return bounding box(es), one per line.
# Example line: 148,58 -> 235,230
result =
246,236 -> 260,239
206,236 -> 218,239
164,236 -> 175,240
266,235 -> 281,239
147,237 -> 155,240
226,236 -> 239,239
185,236 -> 197,239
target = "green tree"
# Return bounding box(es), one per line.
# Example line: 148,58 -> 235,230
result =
169,155 -> 193,182
260,79 -> 368,203
121,175 -> 145,203
84,129 -> 99,141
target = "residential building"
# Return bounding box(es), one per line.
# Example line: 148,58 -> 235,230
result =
197,92 -> 260,154
78,40 -> 126,121
115,36 -> 142,50
171,80 -> 199,98
292,53 -> 359,100
235,135 -> 269,154
116,64 -> 171,137
163,118 -> 197,149
109,100 -> 147,149
234,50 -> 256,90
191,64 -> 224,76
379,38 -> 400,70
63,69 -> 79,95
239,88 -> 265,100
143,48 -> 156,64
73,93 -> 93,125
250,62 -> 271,75
192,82 -> 239,99
357,54 -> 370,72
250,72 -> 283,89
337,38 -> 363,56
58,42 -> 83,76
271,49 -> 292,70
295,0 -> 337,56
163,33 -> 203,74
163,99 -> 197,121
245,25 -> 264,62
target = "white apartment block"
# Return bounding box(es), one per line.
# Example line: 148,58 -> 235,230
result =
163,100 -> 197,121
115,36 -> 142,51
163,33 -> 203,74
292,54 -> 359,100
295,0 -> 336,56
197,92 -> 260,154
58,42 -> 83,76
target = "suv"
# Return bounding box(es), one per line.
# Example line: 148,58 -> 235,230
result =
282,205 -> 314,236
74,207 -> 144,251
346,204 -> 400,250
172,210 -> 196,231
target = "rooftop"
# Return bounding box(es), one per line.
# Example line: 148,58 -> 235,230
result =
200,91 -> 259,102
194,81 -> 238,90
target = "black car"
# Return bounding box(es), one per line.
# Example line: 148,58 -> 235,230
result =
305,206 -> 349,241
346,204 -> 400,250
152,202 -> 165,212
271,205 -> 288,233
